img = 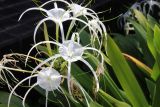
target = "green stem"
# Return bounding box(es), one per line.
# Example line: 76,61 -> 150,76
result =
66,20 -> 75,39
78,25 -> 88,35
56,23 -> 60,42
85,0 -> 93,7
43,23 -> 52,56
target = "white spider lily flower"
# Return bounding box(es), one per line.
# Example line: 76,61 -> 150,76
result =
32,14 -> 99,44
8,67 -> 70,107
19,2 -> 70,22
59,40 -> 83,62
26,33 -> 104,98
41,0 -> 98,19
69,3 -> 98,19
37,67 -> 61,91
69,3 -> 106,48
19,1 -> 70,43
62,16 -> 102,49
89,19 -> 102,34
88,18 -> 107,37
19,0 -> 100,45
87,18 -> 107,49
40,0 -> 70,7
69,3 -> 87,16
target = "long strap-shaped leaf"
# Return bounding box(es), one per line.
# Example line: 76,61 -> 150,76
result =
107,36 -> 149,107
152,77 -> 160,107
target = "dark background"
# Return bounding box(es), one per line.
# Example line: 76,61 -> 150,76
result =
0,0 -> 137,56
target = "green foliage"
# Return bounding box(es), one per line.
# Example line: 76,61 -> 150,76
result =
152,77 -> 160,107
107,36 -> 149,107
112,9 -> 160,107
0,91 -> 28,107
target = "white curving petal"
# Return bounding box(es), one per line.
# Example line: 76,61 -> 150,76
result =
80,58 -> 99,92
25,41 -> 61,66
22,83 -> 38,107
8,75 -> 37,107
19,7 -> 50,21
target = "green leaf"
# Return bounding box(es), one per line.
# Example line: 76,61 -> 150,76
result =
131,19 -> 154,67
147,15 -> 159,30
79,30 -> 90,46
71,63 -> 93,90
102,71 -> 128,102
43,22 -> 53,56
129,20 -> 146,40
99,89 -> 131,107
152,63 -> 160,81
113,34 -> 143,59
123,53 -> 152,75
146,24 -> 160,80
85,52 -> 127,102
133,9 -> 148,29
0,91 -> 28,107
153,25 -> 160,54
36,45 -> 56,55
145,78 -> 155,100
0,104 -> 17,107
146,24 -> 156,59
89,101 -> 103,107
107,36 -> 149,107
152,77 -> 160,107
34,86 -> 71,107
151,25 -> 160,80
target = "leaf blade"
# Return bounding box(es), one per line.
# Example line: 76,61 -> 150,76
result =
107,36 -> 149,107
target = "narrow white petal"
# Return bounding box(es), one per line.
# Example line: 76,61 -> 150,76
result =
59,86 -> 71,107
64,17 -> 101,46
33,17 -> 57,44
76,81 -> 90,107
49,56 -> 59,69
83,47 -> 104,64
19,7 -> 49,21
40,0 -> 70,8
29,54 -> 61,86
6,69 -> 19,82
2,71 -> 22,99
80,58 -> 99,92
25,41 -> 61,66
32,54 -> 61,74
85,8 -> 98,18
22,83 -> 38,107
8,75 -> 37,107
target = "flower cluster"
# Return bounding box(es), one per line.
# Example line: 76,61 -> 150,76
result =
6,0 -> 107,107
